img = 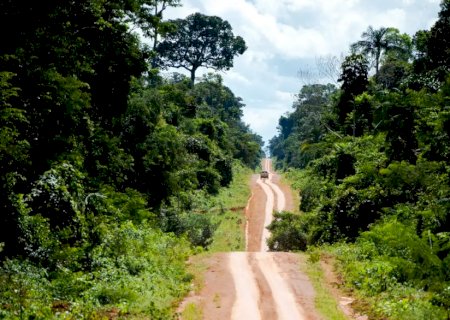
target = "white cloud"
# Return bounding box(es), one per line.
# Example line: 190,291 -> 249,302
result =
275,90 -> 295,103
163,0 -> 441,143
372,9 -> 407,30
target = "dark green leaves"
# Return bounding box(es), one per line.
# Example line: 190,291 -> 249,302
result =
156,13 -> 247,84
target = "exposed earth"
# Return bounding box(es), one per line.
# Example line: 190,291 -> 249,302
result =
179,159 -> 363,320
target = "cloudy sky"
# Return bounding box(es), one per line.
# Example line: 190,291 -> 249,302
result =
164,0 -> 442,146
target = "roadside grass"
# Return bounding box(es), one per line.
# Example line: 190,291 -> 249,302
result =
185,253 -> 210,294
179,162 -> 254,318
297,252 -> 348,320
278,171 -> 301,214
206,162 -> 253,252
181,302 -> 203,320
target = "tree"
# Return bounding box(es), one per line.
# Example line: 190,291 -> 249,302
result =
156,13 -> 247,85
336,54 -> 369,133
193,73 -> 244,123
292,84 -> 336,142
351,26 -> 409,76
268,84 -> 336,169
423,0 -> 450,80
135,0 -> 181,51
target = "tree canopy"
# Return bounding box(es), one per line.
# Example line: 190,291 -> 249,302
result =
156,12 -> 247,85
351,26 -> 411,76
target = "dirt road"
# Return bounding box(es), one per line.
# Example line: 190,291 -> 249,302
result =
180,159 -> 321,319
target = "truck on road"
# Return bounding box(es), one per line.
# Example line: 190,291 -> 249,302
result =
260,170 -> 269,179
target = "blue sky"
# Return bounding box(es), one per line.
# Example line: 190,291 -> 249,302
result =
164,0 -> 442,145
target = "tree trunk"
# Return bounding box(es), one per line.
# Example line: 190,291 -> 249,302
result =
375,50 -> 380,76
190,68 -> 196,87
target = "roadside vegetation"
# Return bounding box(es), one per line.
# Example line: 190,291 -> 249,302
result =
206,162 -> 253,252
179,161 -> 253,319
268,1 -> 450,318
0,1 -> 263,318
299,252 -> 348,320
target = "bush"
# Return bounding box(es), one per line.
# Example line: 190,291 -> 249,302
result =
267,211 -> 308,251
0,259 -> 53,319
179,213 -> 218,248
332,219 -> 449,319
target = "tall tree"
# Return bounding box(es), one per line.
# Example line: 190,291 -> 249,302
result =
351,26 -> 408,76
336,54 -> 370,135
423,0 -> 450,80
137,1 -> 181,49
156,13 -> 247,85
132,0 -> 181,69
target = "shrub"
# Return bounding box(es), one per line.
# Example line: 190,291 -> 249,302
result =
267,211 -> 308,251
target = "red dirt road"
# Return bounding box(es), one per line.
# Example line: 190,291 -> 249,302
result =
180,159 -> 322,319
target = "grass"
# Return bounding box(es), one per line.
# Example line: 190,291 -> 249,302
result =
178,252 -> 210,319
297,252 -> 348,320
181,302 -> 203,320
179,162 -> 254,318
279,171 -> 301,214
185,254 -> 210,294
206,162 -> 253,252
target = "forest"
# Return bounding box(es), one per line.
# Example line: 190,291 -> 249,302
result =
269,1 -> 450,318
2,0 -> 450,319
0,1 -> 263,318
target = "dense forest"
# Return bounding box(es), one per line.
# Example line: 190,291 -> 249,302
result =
0,1 -> 263,318
269,1 -> 450,318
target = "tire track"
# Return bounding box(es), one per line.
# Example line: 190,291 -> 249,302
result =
232,159 -> 305,319
265,159 -> 285,211
186,158 -> 316,320
255,253 -> 305,320
256,178 -> 274,252
229,252 -> 261,320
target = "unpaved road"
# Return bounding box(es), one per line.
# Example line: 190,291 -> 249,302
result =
180,159 -> 321,319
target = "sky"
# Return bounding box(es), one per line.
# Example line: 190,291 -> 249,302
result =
164,0 -> 442,146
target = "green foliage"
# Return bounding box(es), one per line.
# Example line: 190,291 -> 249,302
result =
332,220 -> 448,319
0,259 -> 53,319
270,11 -> 450,316
179,213 -> 218,248
0,2 -> 261,317
1,195 -> 193,318
267,211 -> 308,251
269,84 -> 336,169
156,13 -> 247,84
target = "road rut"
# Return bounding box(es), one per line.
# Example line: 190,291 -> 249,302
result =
230,159 -> 309,320
180,159 -> 321,320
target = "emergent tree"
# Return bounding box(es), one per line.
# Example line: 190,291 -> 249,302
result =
156,13 -> 247,85
351,26 -> 408,76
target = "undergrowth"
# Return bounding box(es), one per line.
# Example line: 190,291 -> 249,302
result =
191,161 -> 252,252
0,162 -> 253,319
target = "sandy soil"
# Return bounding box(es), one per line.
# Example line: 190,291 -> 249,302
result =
179,159 -> 348,319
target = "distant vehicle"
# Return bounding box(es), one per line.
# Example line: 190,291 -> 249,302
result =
260,170 -> 269,179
